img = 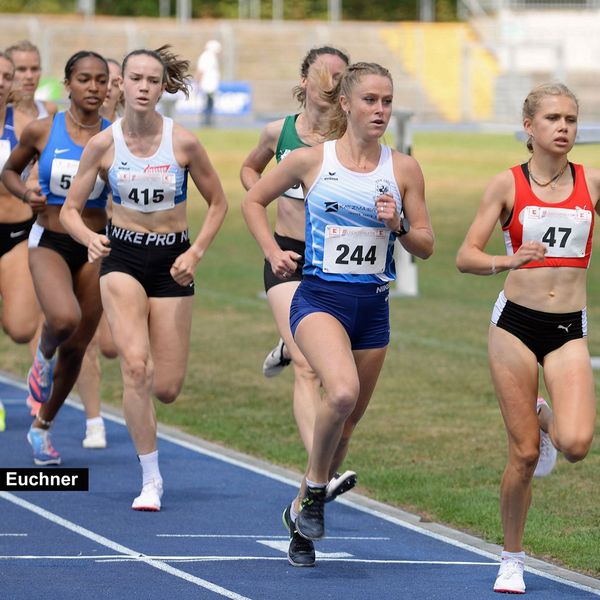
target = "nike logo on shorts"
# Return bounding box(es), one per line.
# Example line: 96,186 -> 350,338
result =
10,230 -> 26,238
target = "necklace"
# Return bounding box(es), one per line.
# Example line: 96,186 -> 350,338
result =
341,143 -> 373,170
66,108 -> 101,130
528,158 -> 569,190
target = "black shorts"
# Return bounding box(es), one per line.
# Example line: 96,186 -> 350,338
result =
491,291 -> 586,364
100,224 -> 194,298
28,222 -> 89,274
0,217 -> 35,258
263,232 -> 305,292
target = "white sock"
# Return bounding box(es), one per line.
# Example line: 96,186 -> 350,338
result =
305,478 -> 327,489
501,550 -> 525,563
138,450 -> 162,487
290,502 -> 299,523
86,417 -> 104,428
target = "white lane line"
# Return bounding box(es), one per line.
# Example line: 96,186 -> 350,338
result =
257,539 -> 353,558
0,533 -> 27,536
0,492 -> 251,600
0,553 -> 500,566
157,534 -> 390,540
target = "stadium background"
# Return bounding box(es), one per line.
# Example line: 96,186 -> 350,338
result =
1,4 -> 600,581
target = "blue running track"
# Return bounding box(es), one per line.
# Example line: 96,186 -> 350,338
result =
1,373 -> 599,599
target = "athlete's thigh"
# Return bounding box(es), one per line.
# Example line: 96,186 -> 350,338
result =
28,246 -> 78,323
488,325 -> 540,444
71,261 -> 103,342
100,271 -> 151,360
295,311 -> 358,395
148,295 -> 193,387
349,346 -> 387,423
266,280 -> 303,358
543,339 -> 596,442
0,241 -> 40,327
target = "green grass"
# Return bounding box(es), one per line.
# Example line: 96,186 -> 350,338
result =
2,130 -> 600,576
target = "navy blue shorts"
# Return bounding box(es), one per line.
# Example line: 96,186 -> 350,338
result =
290,275 -> 390,350
100,224 -> 194,298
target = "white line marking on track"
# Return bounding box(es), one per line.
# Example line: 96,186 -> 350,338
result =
0,533 -> 27,536
0,492 -> 252,600
257,539 -> 353,558
0,553 -> 500,566
157,534 -> 390,540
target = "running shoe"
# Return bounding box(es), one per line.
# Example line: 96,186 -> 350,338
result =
296,485 -> 326,540
493,557 -> 526,594
27,346 -> 57,404
0,400 -> 5,432
27,426 -> 61,466
262,338 -> 291,378
82,422 -> 107,449
26,394 -> 42,416
282,505 -> 315,567
325,470 -> 357,503
534,397 -> 557,478
132,479 -> 163,511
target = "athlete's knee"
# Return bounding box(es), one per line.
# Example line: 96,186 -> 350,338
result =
153,380 -> 182,404
47,312 -> 81,342
326,384 -> 359,419
508,442 -> 540,476
555,433 -> 591,463
122,355 -> 153,389
2,321 -> 37,345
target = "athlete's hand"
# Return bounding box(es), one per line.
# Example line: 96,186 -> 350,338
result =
88,234 -> 111,263
511,240 -> 547,268
23,187 -> 47,214
170,248 -> 199,287
269,249 -> 301,280
375,193 -> 400,230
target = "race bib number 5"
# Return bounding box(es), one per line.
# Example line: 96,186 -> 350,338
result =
118,171 -> 176,213
522,206 -> 592,258
323,226 -> 389,274
50,158 -> 105,200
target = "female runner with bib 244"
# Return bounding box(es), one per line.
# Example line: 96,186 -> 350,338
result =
456,83 -> 598,594
60,46 -> 228,511
243,62 -> 434,566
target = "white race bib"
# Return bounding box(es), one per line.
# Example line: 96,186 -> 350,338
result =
117,171 -> 176,213
50,158 -> 105,200
323,225 -> 389,274
521,206 -> 592,258
0,139 -> 11,171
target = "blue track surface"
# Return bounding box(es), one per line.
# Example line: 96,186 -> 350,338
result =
1,374 -> 599,599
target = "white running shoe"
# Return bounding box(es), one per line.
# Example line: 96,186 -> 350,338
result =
493,557 -> 526,594
262,338 -> 291,378
131,479 -> 163,511
534,429 -> 557,477
82,422 -> 107,449
534,397 -> 557,478
325,470 -> 357,503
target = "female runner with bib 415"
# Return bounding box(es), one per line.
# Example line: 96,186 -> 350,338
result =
60,46 -> 228,511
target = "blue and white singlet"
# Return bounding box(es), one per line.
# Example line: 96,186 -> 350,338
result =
304,140 -> 402,284
38,112 -> 110,208
108,116 -> 188,213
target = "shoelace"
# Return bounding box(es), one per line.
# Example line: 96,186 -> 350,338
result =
499,559 -> 524,579
539,432 -> 554,460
